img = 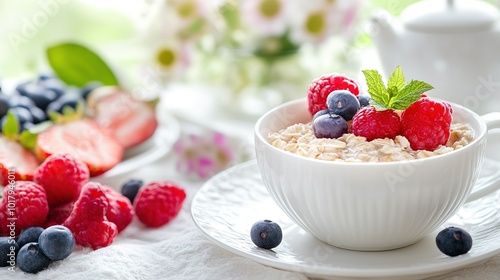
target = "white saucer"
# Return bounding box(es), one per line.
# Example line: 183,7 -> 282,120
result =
191,133 -> 500,279
95,113 -> 180,179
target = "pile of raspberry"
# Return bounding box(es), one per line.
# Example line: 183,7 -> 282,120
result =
307,73 -> 453,151
0,154 -> 186,250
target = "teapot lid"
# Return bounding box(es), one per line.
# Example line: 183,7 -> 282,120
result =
401,0 -> 499,33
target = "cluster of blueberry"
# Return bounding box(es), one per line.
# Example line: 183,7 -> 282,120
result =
0,74 -> 100,133
0,225 -> 75,273
312,90 -> 370,139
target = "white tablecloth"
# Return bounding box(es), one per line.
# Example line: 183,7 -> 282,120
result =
2,154 -> 499,280
1,153 -> 498,280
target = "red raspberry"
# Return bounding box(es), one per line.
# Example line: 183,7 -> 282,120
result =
102,186 -> 134,233
44,201 -> 75,228
307,73 -> 360,116
134,181 -> 186,228
0,203 -> 6,236
34,154 -> 90,208
63,182 -> 118,250
401,97 -> 453,151
351,107 -> 402,141
0,181 -> 49,236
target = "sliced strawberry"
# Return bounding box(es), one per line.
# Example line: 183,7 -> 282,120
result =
35,119 -> 124,177
88,86 -> 158,148
0,136 -> 40,185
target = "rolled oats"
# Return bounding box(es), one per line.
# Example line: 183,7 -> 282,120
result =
268,123 -> 474,162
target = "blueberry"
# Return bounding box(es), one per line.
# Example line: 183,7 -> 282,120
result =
313,113 -> 348,139
0,94 -> 9,119
30,106 -> 47,124
8,95 -> 36,110
46,92 -> 82,114
38,225 -> 75,261
15,81 -> 31,95
21,122 -> 35,132
357,95 -> 371,108
0,237 -> 19,267
1,107 -> 36,134
38,78 -> 65,97
18,83 -> 59,111
250,220 -> 282,249
121,179 -> 144,203
326,90 -> 360,121
38,72 -> 55,81
80,81 -> 102,100
17,227 -> 44,249
436,227 -> 473,257
17,242 -> 51,273
312,109 -> 330,121
5,107 -> 33,124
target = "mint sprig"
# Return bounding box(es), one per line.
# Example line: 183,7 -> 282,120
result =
362,66 -> 433,110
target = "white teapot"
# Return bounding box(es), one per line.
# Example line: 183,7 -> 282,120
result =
370,0 -> 500,114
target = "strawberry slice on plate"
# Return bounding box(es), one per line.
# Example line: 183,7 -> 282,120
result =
88,86 -> 158,148
35,118 -> 124,177
0,136 -> 40,185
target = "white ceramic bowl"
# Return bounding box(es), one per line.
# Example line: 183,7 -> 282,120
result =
255,98 -> 500,251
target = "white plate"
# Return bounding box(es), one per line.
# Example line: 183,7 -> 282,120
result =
95,113 -> 180,179
191,132 -> 500,280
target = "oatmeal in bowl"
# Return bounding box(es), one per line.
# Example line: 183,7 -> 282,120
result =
254,67 -> 500,251
269,122 -> 474,162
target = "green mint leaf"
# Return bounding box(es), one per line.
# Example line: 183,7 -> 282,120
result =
390,80 -> 434,110
387,66 -> 405,90
2,110 -> 19,139
387,86 -> 398,100
362,69 -> 389,107
47,42 -> 119,87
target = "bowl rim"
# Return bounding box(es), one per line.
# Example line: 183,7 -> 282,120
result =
254,98 -> 488,166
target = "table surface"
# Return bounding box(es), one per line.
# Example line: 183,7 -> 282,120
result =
2,84 -> 499,280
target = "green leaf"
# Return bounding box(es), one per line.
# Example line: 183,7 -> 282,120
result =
362,69 -> 388,107
390,80 -> 434,110
2,110 -> 19,139
47,42 -> 119,87
18,121 -> 52,150
387,66 -> 405,90
387,86 -> 398,100
18,130 -> 37,150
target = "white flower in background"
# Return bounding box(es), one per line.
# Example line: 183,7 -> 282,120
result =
134,40 -> 192,91
288,0 -> 363,45
153,41 -> 192,75
239,0 -> 291,36
142,0 -> 210,41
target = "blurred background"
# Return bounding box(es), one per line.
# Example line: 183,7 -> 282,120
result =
1,0 -> 500,119
0,1 -> 398,100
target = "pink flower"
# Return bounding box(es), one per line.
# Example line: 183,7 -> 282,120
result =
173,131 -> 235,180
